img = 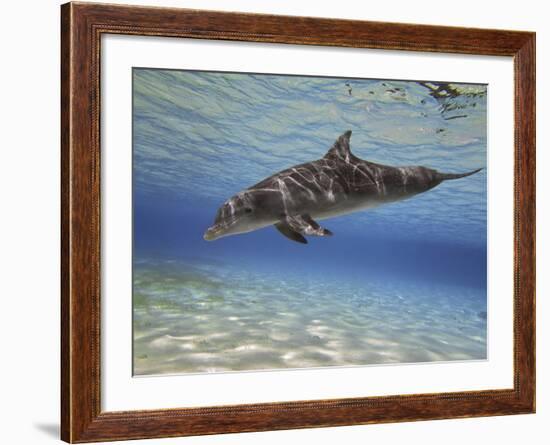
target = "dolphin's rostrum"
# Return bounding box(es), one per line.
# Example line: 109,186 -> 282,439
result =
204,131 -> 482,244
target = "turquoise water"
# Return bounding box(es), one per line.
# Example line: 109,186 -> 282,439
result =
133,68 -> 487,375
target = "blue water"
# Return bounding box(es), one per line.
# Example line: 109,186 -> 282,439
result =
132,68 -> 487,375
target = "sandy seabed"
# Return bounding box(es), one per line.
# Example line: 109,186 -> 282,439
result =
133,257 -> 486,375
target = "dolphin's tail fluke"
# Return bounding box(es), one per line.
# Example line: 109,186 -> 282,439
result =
438,168 -> 483,181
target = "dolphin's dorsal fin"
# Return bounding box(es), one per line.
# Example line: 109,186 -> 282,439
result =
324,130 -> 353,161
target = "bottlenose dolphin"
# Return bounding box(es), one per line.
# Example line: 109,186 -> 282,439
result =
204,131 -> 482,244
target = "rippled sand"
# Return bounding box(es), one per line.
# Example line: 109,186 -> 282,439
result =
133,257 -> 486,375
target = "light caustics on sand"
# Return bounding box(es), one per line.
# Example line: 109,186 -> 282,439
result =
133,259 -> 487,375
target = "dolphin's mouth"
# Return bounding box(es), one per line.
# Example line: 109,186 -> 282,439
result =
203,225 -> 225,241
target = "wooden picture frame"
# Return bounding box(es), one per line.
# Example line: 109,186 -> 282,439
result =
61,2 -> 535,442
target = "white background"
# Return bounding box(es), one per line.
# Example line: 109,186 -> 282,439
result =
0,0 -> 546,444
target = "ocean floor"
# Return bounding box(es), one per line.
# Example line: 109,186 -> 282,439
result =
133,257 -> 487,375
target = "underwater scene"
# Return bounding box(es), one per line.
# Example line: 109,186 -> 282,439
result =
133,68 -> 487,376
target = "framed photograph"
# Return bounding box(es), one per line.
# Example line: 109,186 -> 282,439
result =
61,2 -> 535,442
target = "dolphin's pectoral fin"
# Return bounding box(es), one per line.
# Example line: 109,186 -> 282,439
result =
275,214 -> 333,243
299,214 -> 333,237
274,222 -> 308,244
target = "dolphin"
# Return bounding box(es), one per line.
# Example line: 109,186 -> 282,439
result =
204,131 -> 482,244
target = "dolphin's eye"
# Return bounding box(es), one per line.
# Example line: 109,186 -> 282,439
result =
245,208 -> 253,214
